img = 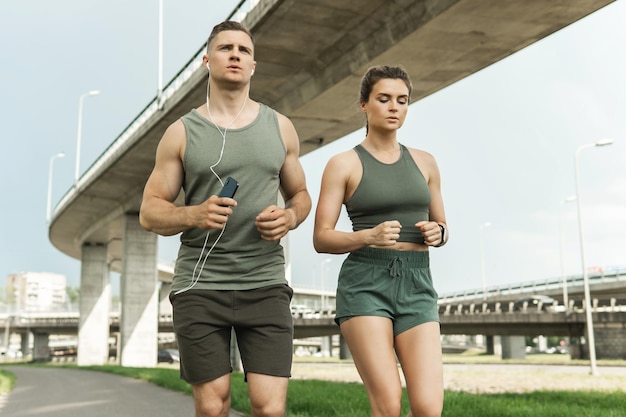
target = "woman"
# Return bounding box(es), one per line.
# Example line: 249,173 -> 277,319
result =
313,65 -> 447,417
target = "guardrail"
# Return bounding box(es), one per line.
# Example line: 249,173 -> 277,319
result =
438,267 -> 626,303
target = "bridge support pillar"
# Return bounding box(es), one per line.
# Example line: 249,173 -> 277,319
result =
339,334 -> 352,360
321,335 -> 332,357
487,336 -> 503,356
566,314 -> 626,360
19,330 -> 31,357
120,213 -> 159,367
568,336 -> 584,359
159,281 -> 173,318
593,322 -> 626,360
501,335 -> 526,359
77,243 -> 111,366
32,332 -> 50,362
485,335 -> 495,355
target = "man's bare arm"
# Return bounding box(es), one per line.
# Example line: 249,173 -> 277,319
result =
278,113 -> 311,229
139,121 -> 190,235
255,113 -> 311,241
140,121 -> 238,236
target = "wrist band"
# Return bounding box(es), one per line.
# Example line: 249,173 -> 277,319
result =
435,224 -> 446,247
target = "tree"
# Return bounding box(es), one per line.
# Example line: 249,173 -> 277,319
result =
66,286 -> 80,306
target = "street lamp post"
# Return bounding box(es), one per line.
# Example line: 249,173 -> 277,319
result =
157,0 -> 164,109
480,222 -> 492,299
74,90 -> 101,185
46,152 -> 66,224
558,196 -> 576,310
574,138 -> 613,376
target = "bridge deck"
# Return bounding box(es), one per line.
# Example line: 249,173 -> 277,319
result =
49,0 -> 615,264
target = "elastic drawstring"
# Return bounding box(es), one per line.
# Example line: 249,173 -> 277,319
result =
388,257 -> 403,278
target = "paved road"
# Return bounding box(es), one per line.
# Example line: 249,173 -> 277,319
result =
0,365 -> 244,416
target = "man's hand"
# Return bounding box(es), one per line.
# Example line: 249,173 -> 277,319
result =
191,195 -> 237,230
255,205 -> 296,241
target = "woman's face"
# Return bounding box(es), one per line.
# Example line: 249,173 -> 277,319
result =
361,78 -> 409,133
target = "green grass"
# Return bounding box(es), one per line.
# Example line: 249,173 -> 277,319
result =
2,362 -> 626,416
444,391 -> 626,417
0,369 -> 16,395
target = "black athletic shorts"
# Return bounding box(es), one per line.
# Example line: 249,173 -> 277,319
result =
170,284 -> 294,384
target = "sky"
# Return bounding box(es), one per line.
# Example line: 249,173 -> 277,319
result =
1,1 -> 625,298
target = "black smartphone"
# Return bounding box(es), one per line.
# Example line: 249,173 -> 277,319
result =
218,177 -> 239,199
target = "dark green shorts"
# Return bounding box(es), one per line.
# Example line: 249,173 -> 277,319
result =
170,284 -> 294,384
335,247 -> 439,336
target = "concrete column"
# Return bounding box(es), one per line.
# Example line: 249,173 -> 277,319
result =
321,335 -> 332,357
485,335 -> 495,355
120,213 -> 159,367
568,336 -> 584,360
159,281 -> 173,318
32,333 -> 50,362
19,331 -> 30,357
77,243 -> 111,366
501,335 -> 526,359
493,335 -> 502,356
339,334 -> 352,360
593,323 -> 626,359
1,323 -> 9,352
474,334 -> 484,348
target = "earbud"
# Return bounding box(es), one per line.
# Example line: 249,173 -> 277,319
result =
206,63 -> 210,71
251,69 -> 255,76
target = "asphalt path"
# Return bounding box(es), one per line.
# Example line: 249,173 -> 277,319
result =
0,365 -> 244,417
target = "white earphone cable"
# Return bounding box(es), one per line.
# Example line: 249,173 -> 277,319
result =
174,71 -> 248,295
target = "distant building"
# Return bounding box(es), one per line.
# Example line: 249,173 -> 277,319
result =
6,272 -> 67,312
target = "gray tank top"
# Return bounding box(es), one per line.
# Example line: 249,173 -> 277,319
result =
172,104 -> 287,291
346,144 -> 430,243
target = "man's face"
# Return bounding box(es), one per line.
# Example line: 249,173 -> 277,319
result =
206,30 -> 256,83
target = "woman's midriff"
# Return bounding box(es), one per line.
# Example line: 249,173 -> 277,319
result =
369,241 -> 428,252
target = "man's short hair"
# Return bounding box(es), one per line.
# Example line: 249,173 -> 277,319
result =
207,21 -> 255,53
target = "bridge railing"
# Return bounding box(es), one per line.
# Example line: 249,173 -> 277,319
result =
438,267 -> 626,304
53,0 -> 261,221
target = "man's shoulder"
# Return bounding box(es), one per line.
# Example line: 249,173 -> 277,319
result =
174,108 -> 207,132
161,118 -> 187,143
180,108 -> 201,122
263,105 -> 296,129
257,102 -> 282,119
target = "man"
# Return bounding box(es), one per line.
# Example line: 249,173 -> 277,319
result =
140,21 -> 311,417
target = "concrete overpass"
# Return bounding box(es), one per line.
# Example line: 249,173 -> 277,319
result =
5,301 -> 626,361
5,264 -> 626,360
47,0 -> 617,367
438,267 -> 626,306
